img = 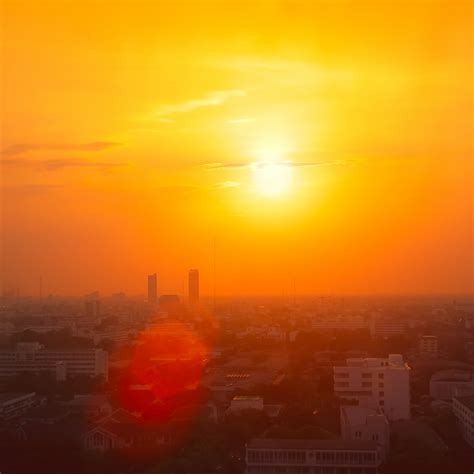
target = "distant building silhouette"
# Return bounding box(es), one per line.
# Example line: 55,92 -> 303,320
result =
158,294 -> 180,314
85,291 -> 100,317
188,269 -> 199,305
158,295 -> 179,306
147,273 -> 157,303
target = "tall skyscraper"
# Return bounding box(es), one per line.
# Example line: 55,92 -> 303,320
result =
188,269 -> 199,305
147,273 -> 157,303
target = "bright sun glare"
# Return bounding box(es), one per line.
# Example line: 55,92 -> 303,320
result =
252,161 -> 293,197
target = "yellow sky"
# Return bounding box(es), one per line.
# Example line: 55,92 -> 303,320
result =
1,0 -> 472,296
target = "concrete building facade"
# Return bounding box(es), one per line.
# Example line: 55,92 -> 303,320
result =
453,395 -> 474,448
340,406 -> 390,460
334,354 -> 410,421
246,438 -> 382,474
0,342 -> 108,381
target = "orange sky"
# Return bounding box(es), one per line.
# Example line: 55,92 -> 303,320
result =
1,0 -> 472,296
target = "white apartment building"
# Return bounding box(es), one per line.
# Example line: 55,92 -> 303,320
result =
340,406 -> 390,460
453,395 -> 474,447
246,438 -> 382,474
0,342 -> 108,381
0,392 -> 37,420
334,354 -> 410,421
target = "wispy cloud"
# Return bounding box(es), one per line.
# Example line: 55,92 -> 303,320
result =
1,184 -> 64,197
202,162 -> 251,170
203,160 -> 347,170
155,89 -> 246,117
1,157 -> 128,171
1,141 -> 121,156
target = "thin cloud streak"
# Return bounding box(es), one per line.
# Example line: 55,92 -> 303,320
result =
1,141 -> 121,156
1,184 -> 65,198
1,157 -> 128,171
203,160 -> 347,170
155,89 -> 246,117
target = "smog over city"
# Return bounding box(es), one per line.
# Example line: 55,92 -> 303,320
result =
0,1 -> 473,473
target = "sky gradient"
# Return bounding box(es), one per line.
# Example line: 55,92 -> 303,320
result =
1,0 -> 472,296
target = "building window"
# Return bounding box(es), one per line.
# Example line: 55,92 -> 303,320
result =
93,432 -> 103,447
379,391 -> 384,397
362,373 -> 371,378
355,431 -> 362,438
380,400 -> 384,406
378,373 -> 384,379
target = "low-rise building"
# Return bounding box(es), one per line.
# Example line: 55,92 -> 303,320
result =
59,395 -> 113,418
83,409 -> 166,452
226,395 -> 283,418
340,406 -> 390,460
245,438 -> 382,474
369,317 -> 405,338
0,342 -> 108,381
311,317 -> 367,331
229,395 -> 264,412
453,395 -> 474,447
429,370 -> 474,401
0,392 -> 37,420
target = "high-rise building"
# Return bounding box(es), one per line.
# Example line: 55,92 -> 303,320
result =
188,269 -> 199,305
147,273 -> 157,303
333,354 -> 410,421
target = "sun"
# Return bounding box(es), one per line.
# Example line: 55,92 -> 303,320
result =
252,161 -> 293,197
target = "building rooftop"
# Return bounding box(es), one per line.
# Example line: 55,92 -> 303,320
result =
431,370 -> 473,382
341,354 -> 406,369
247,438 -> 378,451
0,392 -> 35,405
233,396 -> 262,401
341,406 -> 386,426
454,395 -> 474,412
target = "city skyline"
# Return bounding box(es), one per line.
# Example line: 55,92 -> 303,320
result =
0,2 -> 472,472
